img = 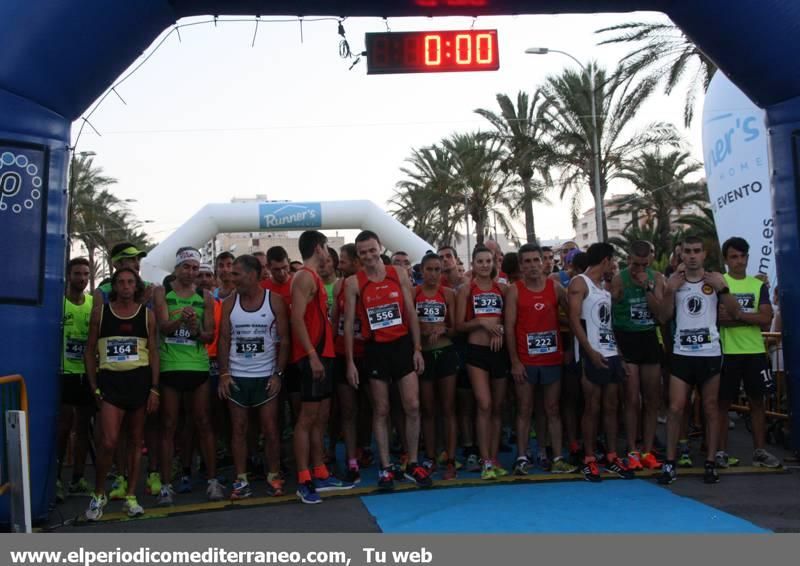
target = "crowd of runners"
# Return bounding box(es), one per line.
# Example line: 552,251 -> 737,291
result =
56,229 -> 783,521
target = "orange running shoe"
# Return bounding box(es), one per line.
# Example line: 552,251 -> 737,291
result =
640,452 -> 662,470
627,452 -> 644,471
442,461 -> 457,480
267,473 -> 285,496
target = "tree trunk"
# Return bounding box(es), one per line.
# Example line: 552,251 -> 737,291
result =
87,243 -> 96,291
475,217 -> 486,245
522,176 -> 537,244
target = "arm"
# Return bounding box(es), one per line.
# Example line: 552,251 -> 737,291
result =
331,279 -> 343,339
146,309 -> 161,414
567,277 -> 607,368
216,295 -> 235,399
343,276 -> 360,388
610,274 -> 624,303
84,306 -> 101,397
444,288 -> 458,338
454,285 -> 492,333
197,290 -> 215,344
646,272 -> 665,323
398,268 -> 425,374
660,272 -> 685,323
504,284 -> 524,384
154,286 -> 183,336
291,270 -> 325,379
268,293 -> 290,397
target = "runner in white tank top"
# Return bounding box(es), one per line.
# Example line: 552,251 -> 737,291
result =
658,236 -> 742,486
568,243 -> 633,482
229,290 -> 278,378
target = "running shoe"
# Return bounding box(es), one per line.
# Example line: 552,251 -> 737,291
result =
108,476 -> 128,500
466,453 -> 481,473
626,452 -> 644,471
230,480 -> 252,500
481,461 -> 497,480
658,462 -> 677,485
582,460 -> 602,483
535,453 -> 552,472
122,495 -> 144,518
513,456 -> 531,476
678,452 -> 693,468
405,463 -> 433,487
345,468 -> 361,485
296,481 -> 322,504
378,467 -> 395,491
357,447 -> 374,469
206,478 -> 225,501
605,457 -> 635,479
640,452 -> 662,470
177,475 -> 192,494
422,458 -> 436,474
145,472 -> 162,496
314,475 -> 355,492
442,461 -> 457,481
157,484 -> 175,505
55,480 -> 65,503
752,449 -> 781,468
703,461 -> 720,484
551,456 -> 578,474
715,451 -> 733,469
399,452 -> 410,472
438,451 -> 461,469
266,473 -> 285,496
85,493 -> 107,521
68,477 -> 90,496
568,449 -> 582,468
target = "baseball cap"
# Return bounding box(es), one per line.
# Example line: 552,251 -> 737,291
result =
110,242 -> 147,263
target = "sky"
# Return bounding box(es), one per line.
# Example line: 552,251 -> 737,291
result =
70,10 -> 704,248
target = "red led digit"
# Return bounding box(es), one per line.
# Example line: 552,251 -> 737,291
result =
476,33 -> 492,64
455,34 -> 471,64
424,35 -> 442,66
404,37 -> 419,65
372,37 -> 389,66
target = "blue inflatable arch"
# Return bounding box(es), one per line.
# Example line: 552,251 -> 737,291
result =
2,0 -> 800,523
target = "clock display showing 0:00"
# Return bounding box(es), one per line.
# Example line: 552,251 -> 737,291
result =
365,30 -> 499,74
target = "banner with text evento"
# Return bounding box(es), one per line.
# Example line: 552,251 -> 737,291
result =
702,72 -> 776,289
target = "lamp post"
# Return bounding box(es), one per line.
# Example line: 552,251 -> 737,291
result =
525,47 -> 605,243
464,190 -> 471,258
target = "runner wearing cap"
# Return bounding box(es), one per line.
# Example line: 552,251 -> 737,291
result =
84,268 -> 160,521
56,258 -> 94,501
153,248 -> 223,503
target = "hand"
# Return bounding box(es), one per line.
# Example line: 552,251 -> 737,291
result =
718,303 -> 733,323
632,271 -> 649,288
511,361 -> 526,385
703,271 -> 726,291
489,334 -> 504,352
346,360 -> 359,389
146,390 -> 160,414
310,352 -> 325,380
427,327 -> 445,345
588,348 -> 608,369
92,386 -> 103,410
181,307 -> 196,321
267,375 -> 282,397
667,271 -> 686,292
413,350 -> 425,375
218,373 -> 232,400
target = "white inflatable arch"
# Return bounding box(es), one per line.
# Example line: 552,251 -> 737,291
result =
140,200 -> 433,282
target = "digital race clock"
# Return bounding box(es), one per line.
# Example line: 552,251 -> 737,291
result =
365,30 -> 499,74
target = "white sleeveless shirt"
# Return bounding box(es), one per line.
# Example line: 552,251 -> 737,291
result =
672,278 -> 721,357
229,290 -> 278,378
578,274 -> 618,358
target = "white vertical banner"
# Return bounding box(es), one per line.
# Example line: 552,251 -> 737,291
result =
702,71 -> 777,288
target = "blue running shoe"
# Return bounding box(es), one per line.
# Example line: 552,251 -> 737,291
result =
296,481 -> 322,504
177,475 -> 192,494
313,475 -> 355,492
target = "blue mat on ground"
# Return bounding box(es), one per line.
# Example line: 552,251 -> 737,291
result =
361,481 -> 769,533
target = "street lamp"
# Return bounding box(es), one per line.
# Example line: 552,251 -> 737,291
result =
525,47 -> 605,243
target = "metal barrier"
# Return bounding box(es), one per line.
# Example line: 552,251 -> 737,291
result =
0,374 -> 28,496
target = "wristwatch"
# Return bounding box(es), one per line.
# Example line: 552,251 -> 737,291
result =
718,286 -> 730,295
274,370 -> 285,379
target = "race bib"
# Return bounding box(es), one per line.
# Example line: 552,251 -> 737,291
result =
337,316 -> 363,338
735,293 -> 756,313
164,326 -> 197,346
106,338 -> 139,362
65,338 -> 86,360
417,301 -> 445,323
367,303 -> 402,330
630,301 -> 654,325
678,328 -> 712,351
235,337 -> 265,357
527,331 -> 558,355
598,329 -> 617,351
473,293 -> 502,315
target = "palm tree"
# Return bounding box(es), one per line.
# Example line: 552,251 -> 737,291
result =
475,91 -> 551,243
391,144 -> 464,247
443,132 -> 516,246
536,62 -> 680,240
595,19 -> 717,127
614,149 -> 706,260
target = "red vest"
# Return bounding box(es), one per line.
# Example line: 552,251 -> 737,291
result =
334,282 -> 365,357
514,278 -> 562,366
466,280 -> 504,320
291,268 -> 334,362
357,266 -> 408,343
415,285 -> 447,324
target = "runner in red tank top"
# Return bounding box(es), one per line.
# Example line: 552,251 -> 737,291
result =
455,245 -> 508,480
343,230 -> 432,490
505,244 -> 576,475
291,231 -> 351,504
415,253 -> 459,480
330,243 -> 370,484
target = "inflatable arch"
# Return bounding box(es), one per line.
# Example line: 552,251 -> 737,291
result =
3,0 -> 800,524
141,200 -> 433,282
